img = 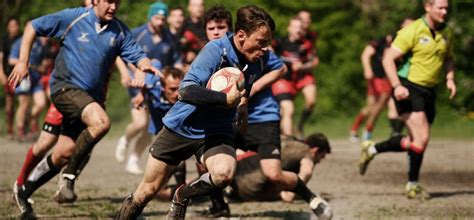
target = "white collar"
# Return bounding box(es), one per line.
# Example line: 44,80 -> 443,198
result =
95,22 -> 109,33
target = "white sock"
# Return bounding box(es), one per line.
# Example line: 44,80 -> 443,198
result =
368,145 -> 377,156
119,136 -> 129,147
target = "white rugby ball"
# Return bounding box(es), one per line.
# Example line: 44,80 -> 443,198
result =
206,67 -> 245,93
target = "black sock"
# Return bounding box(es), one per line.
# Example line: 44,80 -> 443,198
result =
173,163 -> 186,186
291,178 -> 315,203
408,150 -> 424,182
75,153 -> 91,177
24,154 -> 61,197
177,173 -> 216,202
390,119 -> 404,136
63,130 -> 99,177
374,135 -> 405,153
298,108 -> 312,131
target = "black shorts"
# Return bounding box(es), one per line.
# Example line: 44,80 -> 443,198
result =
235,121 -> 281,160
42,122 -> 61,136
395,79 -> 436,124
274,93 -> 293,102
149,127 -> 234,166
51,88 -> 96,139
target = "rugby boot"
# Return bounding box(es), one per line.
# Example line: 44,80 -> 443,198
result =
405,183 -> 431,200
167,185 -> 189,220
53,174 -> 77,204
12,183 -> 36,219
309,196 -> 333,220
359,140 -> 375,175
116,193 -> 144,220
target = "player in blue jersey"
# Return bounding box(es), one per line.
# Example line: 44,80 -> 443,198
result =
0,17 -> 21,138
115,2 -> 183,175
199,16 -> 332,220
116,5 -> 282,220
8,0 -> 157,218
8,31 -> 47,141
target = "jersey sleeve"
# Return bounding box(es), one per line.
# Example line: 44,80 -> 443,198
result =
144,72 -> 160,89
31,7 -> 85,38
118,23 -> 147,66
263,51 -> 284,73
180,42 -> 222,88
392,24 -> 416,54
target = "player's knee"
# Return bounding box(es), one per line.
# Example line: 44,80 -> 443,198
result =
209,162 -> 235,187
52,153 -> 71,167
90,116 -> 111,136
135,119 -> 148,130
418,134 -> 430,147
210,171 -> 233,187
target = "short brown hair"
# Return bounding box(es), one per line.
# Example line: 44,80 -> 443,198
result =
234,5 -> 275,35
161,67 -> 185,85
305,133 -> 331,154
204,5 -> 233,32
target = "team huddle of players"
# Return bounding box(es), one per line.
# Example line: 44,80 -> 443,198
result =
3,0 -> 455,219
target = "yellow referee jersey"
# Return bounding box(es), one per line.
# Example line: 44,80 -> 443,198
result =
393,17 -> 453,87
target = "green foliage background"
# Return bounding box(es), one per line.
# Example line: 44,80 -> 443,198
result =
1,0 -> 473,138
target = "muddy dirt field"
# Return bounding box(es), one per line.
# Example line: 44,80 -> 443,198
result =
1,137 -> 473,219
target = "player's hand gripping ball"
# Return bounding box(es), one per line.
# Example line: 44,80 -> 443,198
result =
206,67 -> 245,93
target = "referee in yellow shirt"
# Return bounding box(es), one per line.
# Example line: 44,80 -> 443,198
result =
358,0 -> 456,200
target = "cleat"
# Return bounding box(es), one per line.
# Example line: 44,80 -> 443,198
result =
309,196 -> 332,220
125,161 -> 143,175
12,184 -> 36,219
53,175 -> 77,204
116,193 -> 144,220
405,183 -> 431,200
359,140 -> 375,175
13,182 -> 34,204
167,185 -> 189,220
196,204 -> 230,218
115,136 -> 128,163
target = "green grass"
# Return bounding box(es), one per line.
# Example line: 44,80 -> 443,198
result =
302,105 -> 474,141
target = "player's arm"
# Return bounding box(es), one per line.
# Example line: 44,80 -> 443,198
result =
115,57 -> 131,88
382,47 -> 407,101
250,64 -> 287,97
136,58 -> 162,78
361,44 -> 376,80
280,157 -> 315,202
8,23 -> 37,87
444,58 -> 456,99
179,83 -> 243,108
299,157 -> 316,183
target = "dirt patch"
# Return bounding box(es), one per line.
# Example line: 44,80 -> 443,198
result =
1,137 -> 473,219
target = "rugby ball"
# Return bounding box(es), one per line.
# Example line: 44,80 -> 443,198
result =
206,67 -> 245,93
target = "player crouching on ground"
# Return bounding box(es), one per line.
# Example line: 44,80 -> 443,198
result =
202,133 -> 332,219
